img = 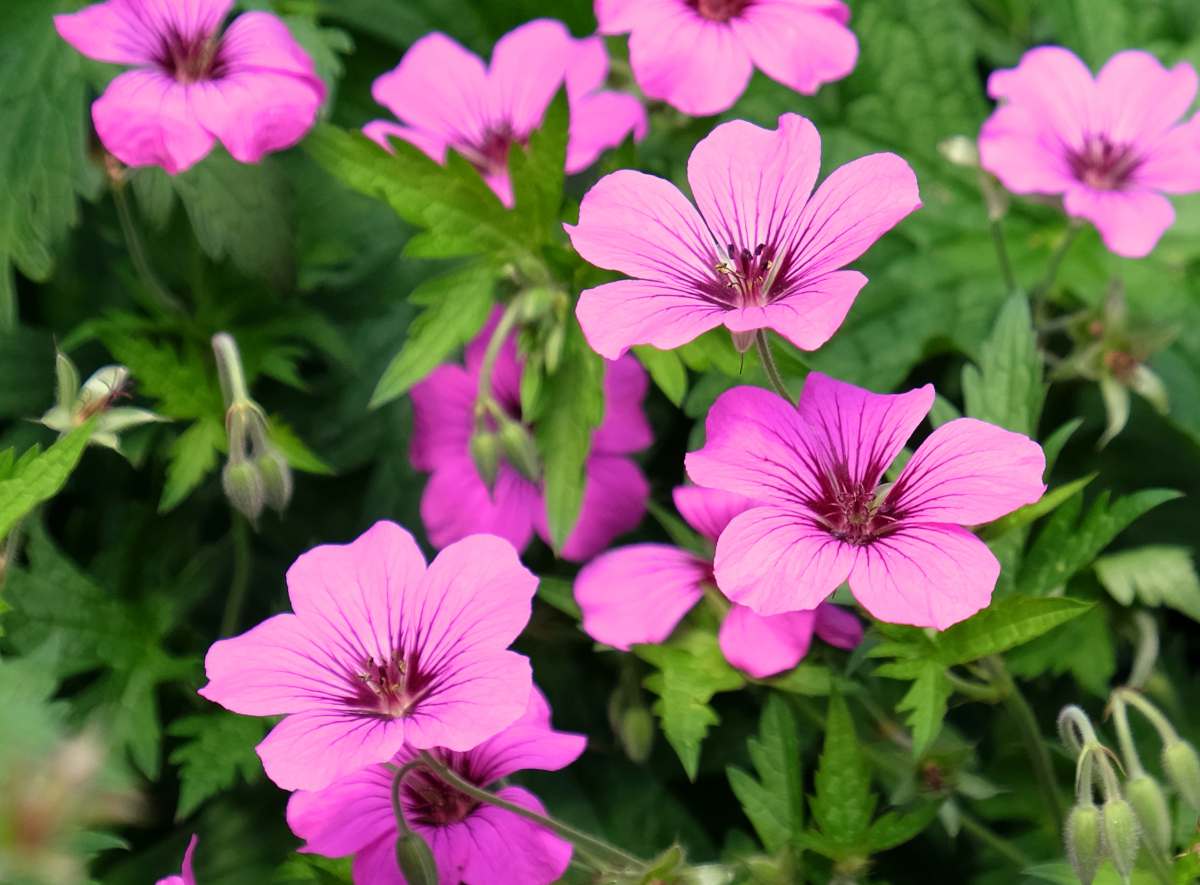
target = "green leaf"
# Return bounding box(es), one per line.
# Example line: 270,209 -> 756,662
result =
979,474 -> 1096,541
935,595 -> 1093,665
961,294 -> 1044,436
273,855 -> 355,885
633,345 -> 688,408
1019,489 -> 1182,596
0,328 -> 55,418
809,692 -> 874,855
1094,545 -> 1200,622
536,576 -> 582,620
510,90 -> 567,245
536,322 -> 605,551
159,418 -> 224,513
765,663 -> 833,697
370,264 -> 496,408
1007,605 -> 1116,697
865,802 -> 941,853
636,629 -> 745,780
169,712 -> 267,819
893,661 -> 951,756
0,422 -> 93,542
269,418 -> 335,475
98,328 -> 223,420
726,694 -> 804,855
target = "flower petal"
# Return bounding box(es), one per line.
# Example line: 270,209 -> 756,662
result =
592,355 -> 653,455
687,114 -> 821,254
553,455 -> 650,562
489,19 -> 572,135
420,461 -> 540,554
362,121 -> 448,162
722,269 -> 865,351
718,604 -> 816,678
1063,185 -> 1175,258
987,46 -> 1098,153
596,0 -> 660,33
567,90 -> 648,174
1136,115 -> 1200,193
1095,51 -> 1198,147
217,11 -> 323,81
813,603 -> 864,650
410,364 -> 475,472
286,764 -> 395,857
458,787 -> 574,885
467,689 -> 587,783
672,485 -> 756,542
978,104 -> 1078,194
575,279 -> 728,360
575,544 -> 708,649
190,69 -> 323,164
256,709 -> 407,791
731,1 -> 858,97
888,417 -> 1046,525
54,0 -> 162,65
92,71 -> 215,174
713,506 -> 856,615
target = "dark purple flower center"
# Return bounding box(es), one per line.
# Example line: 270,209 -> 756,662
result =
403,756 -> 481,826
463,125 -> 523,179
155,27 -> 225,84
706,241 -> 794,309
351,650 -> 433,718
1067,135 -> 1141,192
688,0 -> 752,22
809,469 -> 899,546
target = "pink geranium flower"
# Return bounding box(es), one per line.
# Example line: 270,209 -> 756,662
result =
686,374 -> 1047,629
199,522 -> 538,792
156,834 -> 197,885
596,0 -> 858,116
365,19 -> 647,207
979,47 -> 1200,258
575,485 -> 862,678
565,113 -> 921,359
287,688 -> 586,885
410,314 -> 652,562
55,0 -> 325,175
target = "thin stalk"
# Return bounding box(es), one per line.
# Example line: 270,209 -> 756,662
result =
476,300 -> 523,411
388,761 -> 425,837
755,330 -> 793,405
219,517 -> 252,637
417,751 -> 642,872
1114,689 -> 1179,745
958,810 -> 1033,868
212,333 -> 251,407
112,184 -> 184,314
989,218 -> 1017,294
987,657 -> 1064,828
946,670 -> 1005,703
1030,224 -> 1081,303
1109,697 -> 1145,778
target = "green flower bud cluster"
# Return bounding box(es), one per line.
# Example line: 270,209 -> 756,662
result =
39,351 -> 166,453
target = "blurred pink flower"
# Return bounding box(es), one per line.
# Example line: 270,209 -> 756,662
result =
199,522 -> 538,792
366,19 -> 647,206
596,0 -> 858,116
156,834 -> 197,885
565,114 -> 920,359
287,688 -> 585,885
410,314 -> 652,562
979,47 -> 1200,258
686,374 -> 1047,629
55,0 -> 324,175
575,485 -> 861,677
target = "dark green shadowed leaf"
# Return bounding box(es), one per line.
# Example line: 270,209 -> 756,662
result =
808,692 -> 874,855
726,694 -> 804,856
169,712 -> 267,820
510,90 -> 568,245
935,595 -> 1093,665
962,294 -> 1044,436
634,345 -> 688,407
0,422 -> 93,542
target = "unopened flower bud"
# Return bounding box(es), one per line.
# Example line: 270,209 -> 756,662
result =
618,705 -> 655,764
730,330 -> 755,353
395,831 -> 438,885
1163,739 -> 1200,810
469,431 -> 500,491
1065,804 -> 1103,885
498,420 -> 540,483
1126,774 -> 1171,854
543,322 -> 565,375
1101,798 -> 1140,877
78,365 -> 130,418
255,449 -> 293,513
222,460 -> 265,522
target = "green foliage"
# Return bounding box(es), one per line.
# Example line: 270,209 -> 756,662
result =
634,346 -> 688,408
169,712 -> 268,820
805,692 -> 875,858
1094,545 -> 1200,621
726,695 -> 804,856
0,422 -> 93,542
962,294 -> 1044,436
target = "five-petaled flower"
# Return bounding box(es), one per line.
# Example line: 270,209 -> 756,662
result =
410,313 -> 652,562
365,18 -> 647,207
55,0 -> 325,175
979,47 -> 1200,258
199,521 -> 538,792
595,0 -> 858,116
566,113 -> 921,359
575,485 -> 862,678
155,834 -> 197,885
686,373 -> 1046,629
287,688 -> 585,885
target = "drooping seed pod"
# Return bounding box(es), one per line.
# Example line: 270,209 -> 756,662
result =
222,460 -> 265,523
395,831 -> 438,885
1064,803 -> 1103,885
1101,797 -> 1141,878
255,449 -> 294,513
1163,739 -> 1200,811
469,431 -> 500,491
1126,773 -> 1172,854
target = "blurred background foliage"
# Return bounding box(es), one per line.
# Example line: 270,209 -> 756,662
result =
2,0 -> 1200,883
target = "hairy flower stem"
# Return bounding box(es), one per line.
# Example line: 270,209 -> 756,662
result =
986,657 -> 1064,829
1110,697 -> 1144,778
475,300 -> 523,419
212,333 -> 251,408
1112,689 -> 1179,745
388,761 -> 425,837
219,516 -> 252,637
989,218 -> 1017,295
112,182 -> 184,315
1030,223 -> 1082,308
755,330 -> 793,405
416,750 -> 643,873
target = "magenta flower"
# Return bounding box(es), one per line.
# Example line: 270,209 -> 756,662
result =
979,47 -> 1200,258
410,314 -> 652,562
575,485 -> 862,678
199,522 -> 538,792
686,374 -> 1047,629
156,834 -> 197,885
565,114 -> 921,359
596,0 -> 858,116
55,0 -> 325,175
287,688 -> 586,885
365,19 -> 647,207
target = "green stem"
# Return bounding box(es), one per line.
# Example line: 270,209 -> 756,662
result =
946,670 -> 1005,703
755,330 -> 793,405
476,301 -> 523,415
212,333 -> 251,407
388,761 -> 425,838
1110,697 -> 1145,778
219,517 -> 251,637
1113,689 -> 1179,745
1030,224 -> 1081,304
416,751 -> 642,872
987,657 -> 1064,828
958,809 -> 1033,868
112,183 -> 184,315
989,218 -> 1017,295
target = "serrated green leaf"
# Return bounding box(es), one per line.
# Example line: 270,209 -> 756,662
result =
510,90 -> 567,244
894,661 -> 951,756
1094,545 -> 1200,621
634,345 -> 688,408
726,694 -> 804,855
98,329 -> 223,421
272,854 -> 355,885
962,294 -> 1043,436
1007,605 -> 1115,697
0,422 -> 93,542
1019,488 -> 1182,596
536,321 -> 605,551
936,595 -> 1093,665
865,802 -> 941,853
1041,418 -> 1083,475
169,712 -> 267,819
159,419 -> 224,513
809,692 -> 874,854
269,418 -> 334,475
765,663 -> 833,696
636,630 -> 745,780
370,264 -> 496,408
